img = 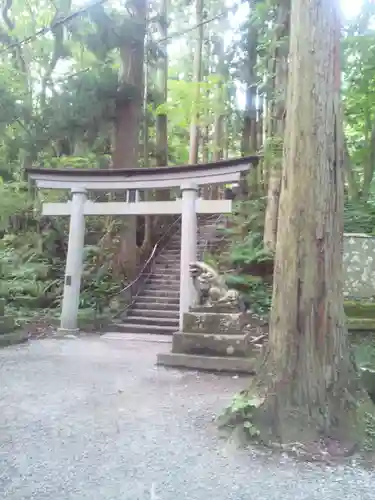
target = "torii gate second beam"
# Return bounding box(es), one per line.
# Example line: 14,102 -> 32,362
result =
43,194 -> 232,333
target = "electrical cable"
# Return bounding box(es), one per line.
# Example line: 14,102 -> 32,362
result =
0,0 -> 109,55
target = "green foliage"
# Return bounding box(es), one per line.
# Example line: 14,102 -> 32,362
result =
0,179 -> 126,325
0,0 -> 147,325
226,274 -> 272,316
0,229 -> 64,318
80,244 -> 123,311
218,392 -> 263,439
344,200 -> 375,234
218,193 -> 273,317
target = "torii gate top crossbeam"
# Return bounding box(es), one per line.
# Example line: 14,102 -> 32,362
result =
26,155 -> 259,190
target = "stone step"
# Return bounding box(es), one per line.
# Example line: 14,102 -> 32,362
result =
123,315 -> 178,327
147,280 -> 180,287
162,247 -> 181,252
156,248 -> 180,253
154,262 -> 180,268
147,284 -> 180,291
153,261 -> 180,267
172,332 -> 253,358
153,267 -> 180,274
134,301 -> 179,310
155,263 -> 180,269
111,322 -> 176,335
149,274 -> 180,281
156,256 -> 180,262
154,259 -> 180,265
147,276 -> 179,283
136,296 -> 179,305
156,352 -> 256,374
137,292 -> 180,301
154,260 -> 180,265
140,289 -> 179,297
129,308 -> 179,318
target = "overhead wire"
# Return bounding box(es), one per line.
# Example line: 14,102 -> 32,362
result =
55,8 -> 234,83
0,0 -> 235,86
0,0 -> 109,56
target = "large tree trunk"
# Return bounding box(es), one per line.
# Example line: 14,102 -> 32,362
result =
111,0 -> 146,279
241,0 -> 259,156
155,0 -> 168,170
254,0 -> 360,446
150,0 -> 171,245
263,0 -> 290,252
210,36 -> 226,200
188,0 -> 204,164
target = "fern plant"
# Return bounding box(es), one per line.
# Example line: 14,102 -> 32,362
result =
213,192 -> 273,318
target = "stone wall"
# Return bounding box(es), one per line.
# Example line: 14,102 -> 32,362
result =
344,234 -> 375,299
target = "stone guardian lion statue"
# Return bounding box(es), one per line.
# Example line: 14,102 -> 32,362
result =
189,261 -> 241,308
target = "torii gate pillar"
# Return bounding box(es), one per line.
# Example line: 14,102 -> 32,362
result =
58,187 -> 87,334
179,183 -> 199,328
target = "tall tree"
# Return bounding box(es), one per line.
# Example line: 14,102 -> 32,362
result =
112,0 -> 147,170
188,0 -> 204,164
241,0 -> 260,156
263,0 -> 290,251
254,0 -> 360,445
155,0 -> 168,169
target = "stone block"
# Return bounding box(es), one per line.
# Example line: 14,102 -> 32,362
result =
345,301 -> 375,319
157,352 -> 256,374
347,318 -> 375,331
183,311 -> 247,335
360,366 -> 375,402
172,331 -> 254,357
190,304 -> 242,314
0,315 -> 16,335
0,331 -> 28,348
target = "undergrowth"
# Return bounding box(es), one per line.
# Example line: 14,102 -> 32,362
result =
207,192 -> 273,318
218,392 -> 262,440
0,179 -> 125,326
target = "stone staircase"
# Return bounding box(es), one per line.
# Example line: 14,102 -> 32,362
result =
112,215 -> 224,335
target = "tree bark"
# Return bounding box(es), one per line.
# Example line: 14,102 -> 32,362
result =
111,0 -> 147,279
151,0 -> 170,244
255,0 -> 360,445
241,0 -> 259,156
188,0 -> 204,164
263,0 -> 290,252
155,0 -> 168,170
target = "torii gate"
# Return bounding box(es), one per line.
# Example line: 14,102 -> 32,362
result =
27,156 -> 257,334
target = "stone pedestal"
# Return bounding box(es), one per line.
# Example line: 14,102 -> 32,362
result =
157,305 -> 256,374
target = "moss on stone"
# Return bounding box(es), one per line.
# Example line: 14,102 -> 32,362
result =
348,318 -> 375,331
345,301 -> 375,319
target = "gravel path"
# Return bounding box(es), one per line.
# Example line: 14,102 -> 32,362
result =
0,336 -> 374,500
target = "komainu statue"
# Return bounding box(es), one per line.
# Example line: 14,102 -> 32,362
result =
189,261 -> 241,308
